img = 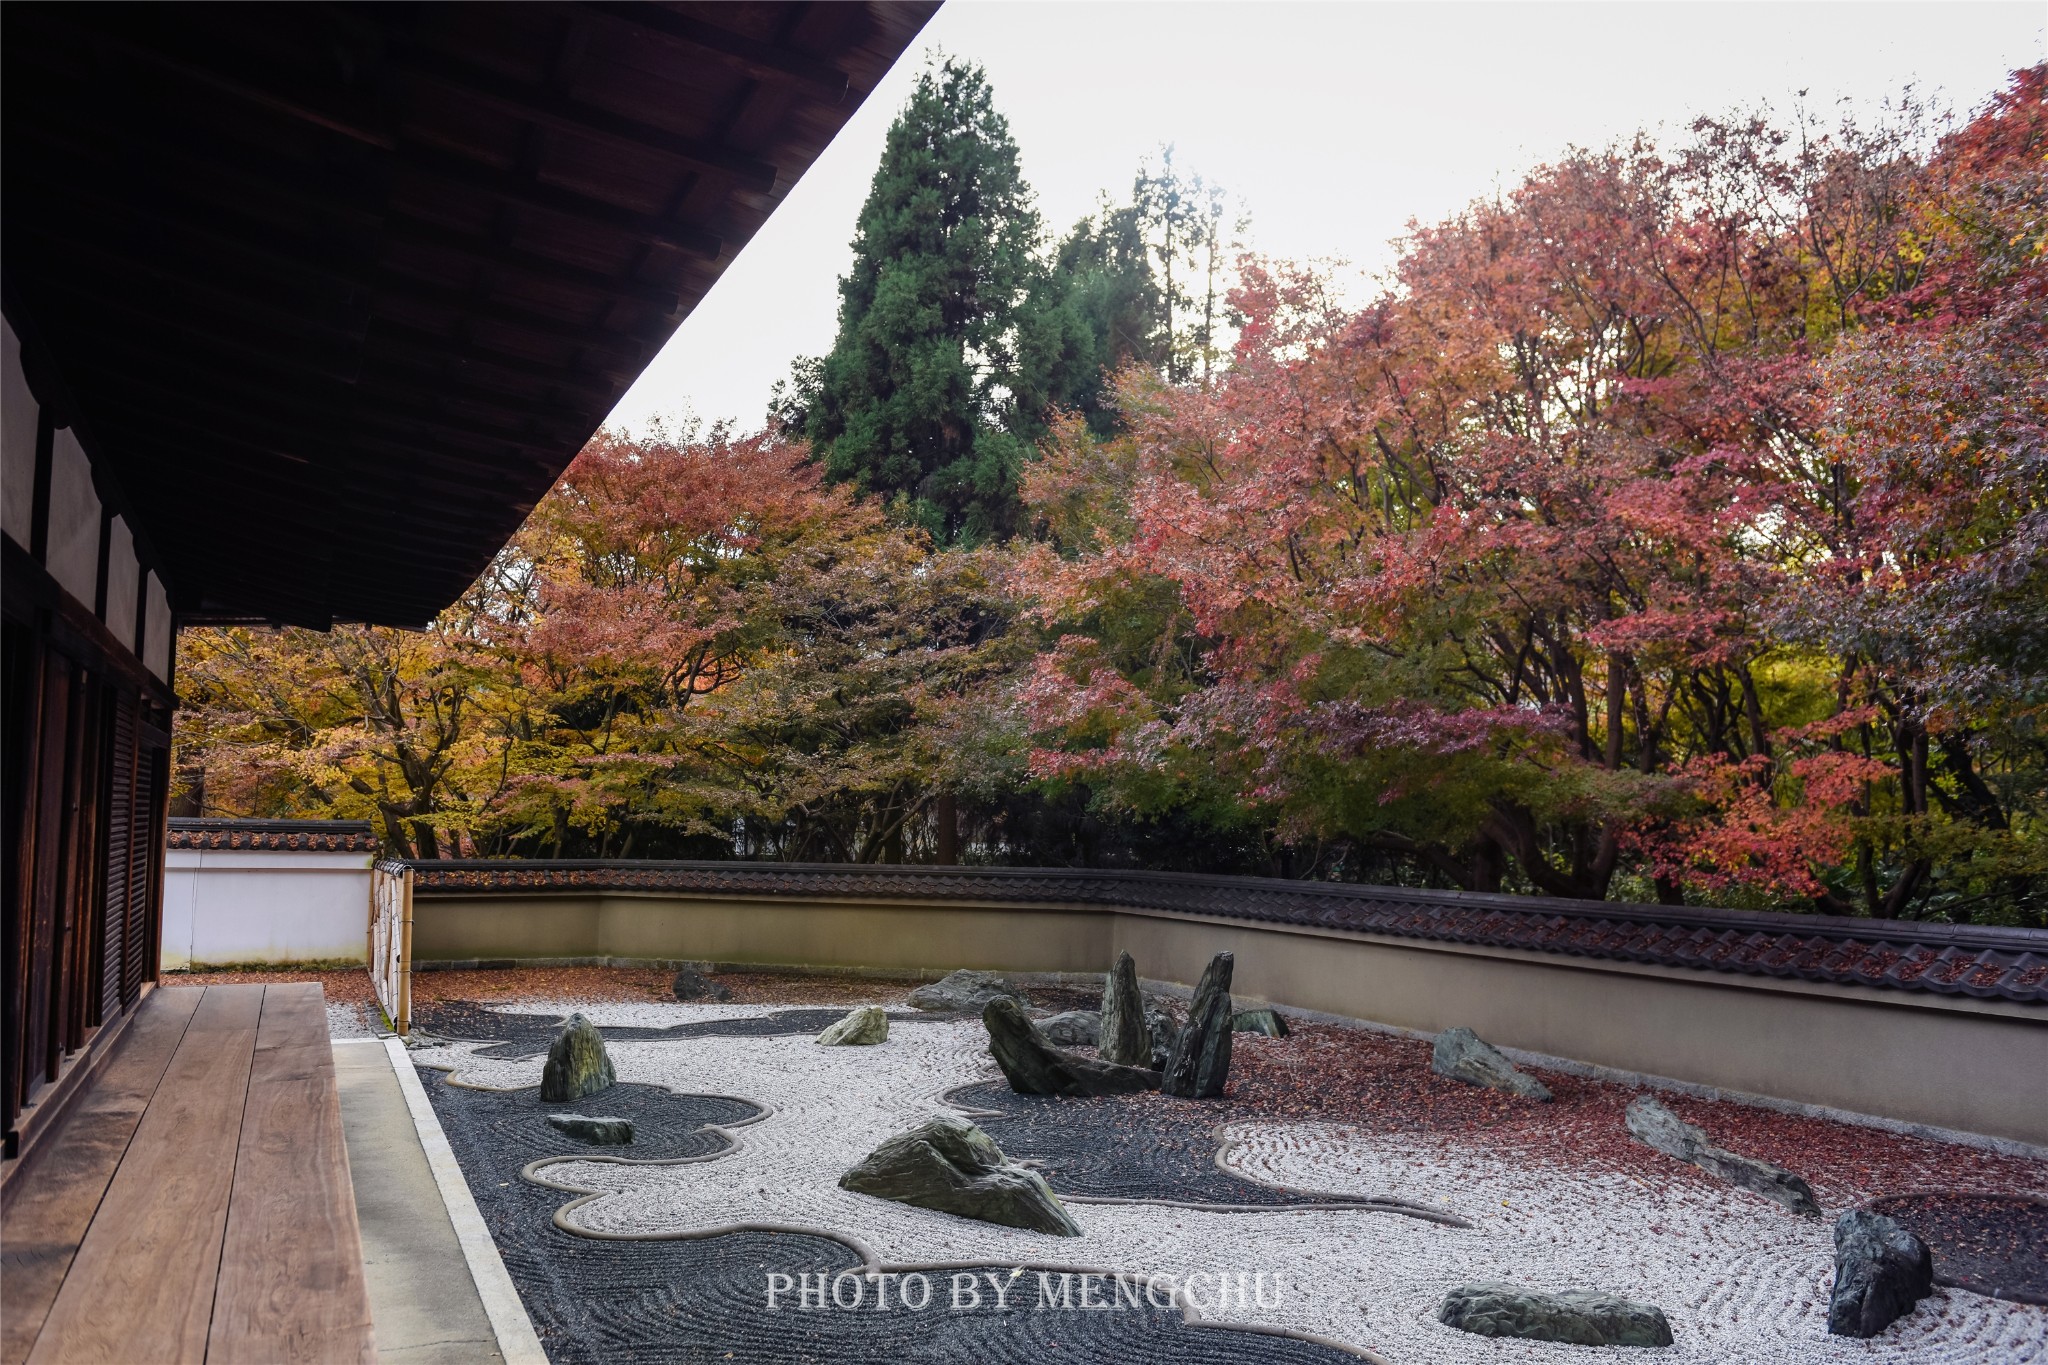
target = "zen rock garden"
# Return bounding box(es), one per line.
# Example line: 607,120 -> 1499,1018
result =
399,970 -> 2046,1364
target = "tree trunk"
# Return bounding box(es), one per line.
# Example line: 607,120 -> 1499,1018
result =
934,790 -> 959,865
1605,651 -> 1626,770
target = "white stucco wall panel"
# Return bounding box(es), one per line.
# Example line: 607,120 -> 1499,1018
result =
45,427 -> 100,606
144,572 -> 172,681
2,320 -> 36,547
161,848 -> 373,969
103,515 -> 139,645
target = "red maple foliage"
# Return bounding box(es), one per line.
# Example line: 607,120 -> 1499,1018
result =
1013,68 -> 2046,914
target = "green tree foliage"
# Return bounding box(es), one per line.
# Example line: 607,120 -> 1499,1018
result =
1028,202 -> 1166,437
784,61 -> 1195,541
798,59 -> 1048,547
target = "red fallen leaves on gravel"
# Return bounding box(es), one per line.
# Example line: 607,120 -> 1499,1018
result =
1222,1024 -> 2046,1210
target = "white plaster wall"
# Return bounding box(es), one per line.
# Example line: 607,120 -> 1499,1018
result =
161,848 -> 374,969
45,427 -> 99,605
103,515 -> 139,645
2,320 -> 36,547
144,573 -> 172,681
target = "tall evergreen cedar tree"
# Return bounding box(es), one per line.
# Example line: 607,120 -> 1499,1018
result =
791,60 -> 1161,544
798,60 -> 1043,546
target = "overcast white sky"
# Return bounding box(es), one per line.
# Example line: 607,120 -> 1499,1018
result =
606,1 -> 2044,435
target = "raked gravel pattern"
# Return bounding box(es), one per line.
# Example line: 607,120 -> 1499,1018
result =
409,999 -> 2048,1364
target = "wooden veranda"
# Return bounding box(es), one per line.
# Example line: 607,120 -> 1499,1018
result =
2,984 -> 372,1364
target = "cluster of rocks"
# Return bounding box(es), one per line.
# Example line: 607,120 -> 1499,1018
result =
953,950 -> 1252,1103
840,949 -> 1283,1233
1436,1208 -> 1935,1347
1422,1028 -> 1939,1344
539,1013 -> 635,1149
983,997 -> 1159,1096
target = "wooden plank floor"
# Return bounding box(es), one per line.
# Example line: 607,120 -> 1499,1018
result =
2,984 -> 375,1365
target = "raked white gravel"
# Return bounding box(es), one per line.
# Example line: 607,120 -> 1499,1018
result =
408,998 -> 2048,1364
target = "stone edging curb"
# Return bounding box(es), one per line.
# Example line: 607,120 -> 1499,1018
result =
381,1036 -> 551,1365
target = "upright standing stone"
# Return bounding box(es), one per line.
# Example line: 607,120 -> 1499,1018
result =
541,1012 -> 616,1102
1160,952 -> 1234,1098
1144,1006 -> 1175,1069
1828,1210 -> 1934,1337
1098,950 -> 1149,1067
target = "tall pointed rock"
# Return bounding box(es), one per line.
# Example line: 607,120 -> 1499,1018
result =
541,1012 -> 616,1102
1161,952 -> 1234,1098
1098,950 -> 1149,1067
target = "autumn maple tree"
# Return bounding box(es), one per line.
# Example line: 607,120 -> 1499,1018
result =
1011,68 -> 2045,919
177,67 -> 2044,923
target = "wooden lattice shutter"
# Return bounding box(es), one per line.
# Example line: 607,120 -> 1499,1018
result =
101,691 -> 135,1021
124,741 -> 165,1003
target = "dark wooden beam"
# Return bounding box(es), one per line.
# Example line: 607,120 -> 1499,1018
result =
384,217 -> 681,312
581,3 -> 850,105
395,46 -> 778,193
15,29 -> 728,263
370,322 -> 627,401
395,143 -> 724,260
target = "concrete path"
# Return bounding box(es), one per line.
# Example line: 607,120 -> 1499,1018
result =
334,1039 -> 507,1364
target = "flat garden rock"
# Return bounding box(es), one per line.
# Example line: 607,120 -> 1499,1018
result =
1828,1209 -> 1933,1337
1626,1095 -> 1819,1216
840,1111 -> 1080,1236
545,1113 -> 634,1145
983,998 -> 1160,1097
1039,1010 -> 1101,1047
671,966 -> 732,1002
540,1012 -> 616,1102
816,1005 -> 889,1046
1439,1283 -> 1674,1347
1097,950 -> 1150,1067
1233,1007 -> 1289,1037
907,969 -> 1023,1013
1161,952 -> 1233,1099
1431,1026 -> 1551,1101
